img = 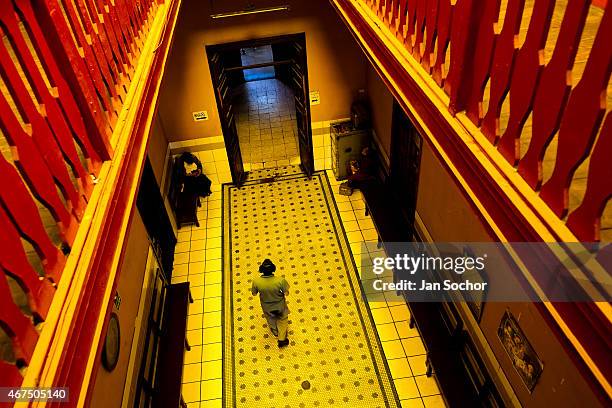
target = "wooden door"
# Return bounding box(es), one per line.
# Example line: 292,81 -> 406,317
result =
137,157 -> 176,280
271,42 -> 292,85
390,101 -> 422,235
224,49 -> 246,87
208,52 -> 246,185
289,38 -> 314,177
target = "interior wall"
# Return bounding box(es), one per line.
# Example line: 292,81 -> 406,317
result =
90,211 -> 150,408
417,140 -> 603,407
158,0 -> 367,142
147,114 -> 169,186
365,64 -> 393,156
363,58 -> 603,405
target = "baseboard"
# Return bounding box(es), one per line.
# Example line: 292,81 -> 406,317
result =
168,135 -> 225,155
371,129 -> 390,172
370,129 -> 390,181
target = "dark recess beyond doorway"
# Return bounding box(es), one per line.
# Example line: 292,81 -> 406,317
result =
240,45 -> 275,81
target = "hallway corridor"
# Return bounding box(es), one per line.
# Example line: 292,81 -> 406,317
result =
234,79 -> 300,170
2,0 -> 610,405
172,162 -> 444,408
224,167 -> 397,407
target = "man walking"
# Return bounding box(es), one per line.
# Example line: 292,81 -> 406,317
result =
251,259 -> 290,347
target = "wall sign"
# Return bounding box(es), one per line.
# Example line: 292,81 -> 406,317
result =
309,91 -> 320,105
192,111 -> 209,121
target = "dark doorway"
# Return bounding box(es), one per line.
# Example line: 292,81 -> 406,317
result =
137,157 -> 176,280
390,101 -> 422,237
206,33 -> 314,184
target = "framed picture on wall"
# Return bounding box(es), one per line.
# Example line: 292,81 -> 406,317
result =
497,311 -> 544,392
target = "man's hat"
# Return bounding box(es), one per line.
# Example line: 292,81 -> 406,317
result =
259,259 -> 276,274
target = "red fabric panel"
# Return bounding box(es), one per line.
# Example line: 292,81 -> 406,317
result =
0,92 -> 78,242
0,40 -> 86,222
0,156 -> 66,283
515,0 -> 590,181
15,0 -> 105,170
566,113 -> 612,241
431,0 -> 452,86
412,0 -> 427,60
34,0 -> 113,157
464,0 -> 502,125
0,206 -> 55,320
421,0 -> 440,72
0,264 -> 39,365
0,6 -> 94,198
496,0 -> 555,165
540,4 -> 612,217
481,0 -> 526,143
445,0 -> 477,114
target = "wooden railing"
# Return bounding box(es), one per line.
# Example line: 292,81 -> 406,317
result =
332,0 -> 611,401
361,0 -> 611,242
0,0 -> 180,402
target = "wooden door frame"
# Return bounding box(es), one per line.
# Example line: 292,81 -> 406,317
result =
206,33 -> 307,58
205,33 -> 314,179
207,50 -> 247,185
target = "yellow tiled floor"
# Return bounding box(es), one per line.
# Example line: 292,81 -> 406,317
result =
326,173 -> 446,408
235,79 -> 300,169
171,157 -> 225,406
173,162 -> 446,408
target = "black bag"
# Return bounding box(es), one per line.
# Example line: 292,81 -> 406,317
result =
339,182 -> 353,196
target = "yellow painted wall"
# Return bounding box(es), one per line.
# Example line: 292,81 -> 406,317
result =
147,114 -> 169,186
364,62 -> 605,406
158,0 -> 367,141
365,64 -> 393,155
416,137 -> 604,407
90,211 -> 149,408
89,119 -> 174,405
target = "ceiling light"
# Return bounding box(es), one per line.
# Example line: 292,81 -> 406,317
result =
211,5 -> 291,19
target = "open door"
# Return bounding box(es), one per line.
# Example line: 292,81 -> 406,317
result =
289,38 -> 314,177
390,101 -> 422,236
208,52 -> 247,185
271,42 -> 292,85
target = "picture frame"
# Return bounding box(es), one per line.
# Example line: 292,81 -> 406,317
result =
102,312 -> 121,372
497,311 -> 544,392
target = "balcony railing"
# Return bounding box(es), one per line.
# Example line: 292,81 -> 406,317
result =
0,0 -> 181,404
331,0 -> 611,400
351,0 -> 611,242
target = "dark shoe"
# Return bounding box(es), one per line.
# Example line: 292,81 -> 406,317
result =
278,339 -> 289,348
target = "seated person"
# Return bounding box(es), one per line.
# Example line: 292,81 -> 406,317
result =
347,146 -> 377,189
180,152 -> 212,197
169,152 -> 212,227
357,146 -> 376,175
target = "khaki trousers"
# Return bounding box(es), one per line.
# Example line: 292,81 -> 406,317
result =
264,309 -> 289,341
